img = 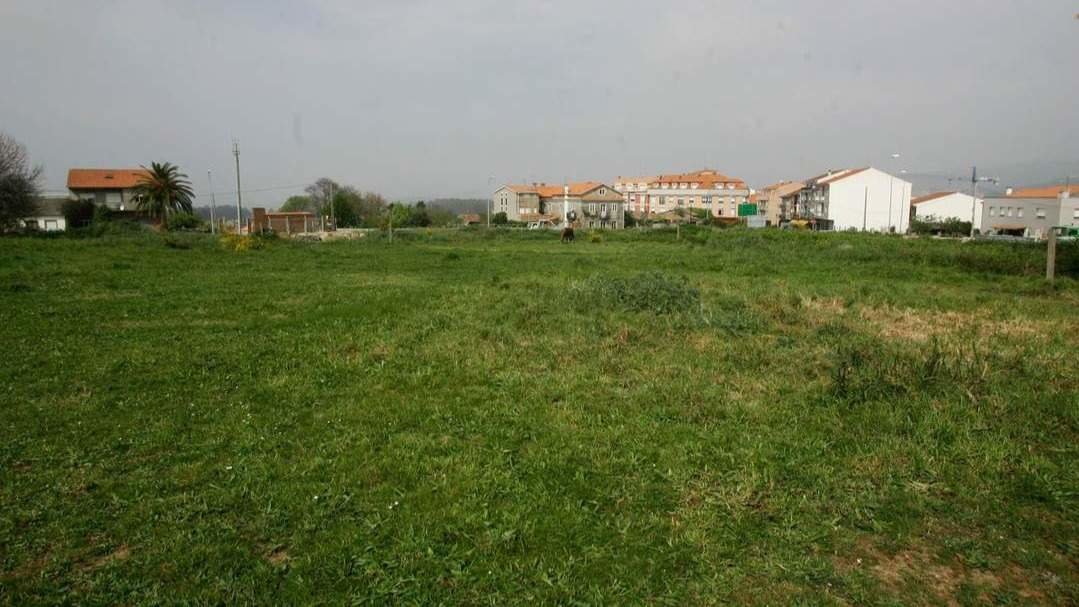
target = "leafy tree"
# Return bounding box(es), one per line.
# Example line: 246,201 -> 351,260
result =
329,190 -> 359,227
134,162 -> 194,220
305,178 -> 339,216
0,133 -> 42,231
624,210 -> 638,228
355,191 -> 388,227
279,195 -> 314,212
491,211 -> 508,225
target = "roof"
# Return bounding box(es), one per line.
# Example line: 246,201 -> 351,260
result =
811,167 -> 870,185
265,211 -> 314,217
504,182 -> 613,198
760,181 -> 805,197
67,168 -> 149,190
33,197 -> 68,216
1005,184 -> 1079,199
911,191 -> 961,205
652,169 -> 747,189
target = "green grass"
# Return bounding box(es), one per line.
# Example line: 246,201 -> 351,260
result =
1,228 -> 1076,605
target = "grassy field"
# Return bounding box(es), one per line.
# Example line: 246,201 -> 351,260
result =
1,228 -> 1077,605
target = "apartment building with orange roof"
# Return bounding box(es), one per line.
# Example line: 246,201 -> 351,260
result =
980,184 -> 1079,239
615,169 -> 750,218
492,181 -> 625,229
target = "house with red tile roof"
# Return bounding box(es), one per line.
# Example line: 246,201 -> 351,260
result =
492,182 -> 625,229
783,167 -> 911,232
67,168 -> 150,211
979,184 -> 1079,239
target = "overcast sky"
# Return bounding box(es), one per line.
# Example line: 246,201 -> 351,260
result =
3,0 -> 1077,205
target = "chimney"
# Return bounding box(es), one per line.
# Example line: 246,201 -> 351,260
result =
1005,187 -> 1013,196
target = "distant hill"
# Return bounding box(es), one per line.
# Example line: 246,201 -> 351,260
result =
193,206 -> 250,221
425,198 -> 488,215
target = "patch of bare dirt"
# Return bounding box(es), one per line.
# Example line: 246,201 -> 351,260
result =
0,552 -> 51,581
836,537 -> 1056,606
266,545 -> 291,567
79,544 -> 130,573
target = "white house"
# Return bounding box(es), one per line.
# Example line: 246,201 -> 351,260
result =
20,197 -> 67,231
787,167 -> 912,232
912,192 -> 982,231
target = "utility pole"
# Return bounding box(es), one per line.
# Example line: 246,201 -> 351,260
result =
887,153 -> 900,233
487,176 -> 494,228
207,169 -> 217,234
965,167 -> 999,238
326,181 -> 335,230
233,141 -> 243,233
1046,228 -> 1057,282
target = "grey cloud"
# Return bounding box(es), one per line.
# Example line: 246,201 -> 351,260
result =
2,0 -> 1076,204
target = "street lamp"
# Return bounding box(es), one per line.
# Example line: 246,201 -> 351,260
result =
887,153 -> 900,233
207,169 -> 217,234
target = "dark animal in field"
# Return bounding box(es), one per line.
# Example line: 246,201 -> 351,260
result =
560,227 -> 575,243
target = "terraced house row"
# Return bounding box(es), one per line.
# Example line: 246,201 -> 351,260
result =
613,170 -> 750,220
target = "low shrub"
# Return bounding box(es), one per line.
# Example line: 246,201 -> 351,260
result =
61,199 -> 97,229
165,212 -> 205,232
220,231 -> 276,252
571,271 -> 700,314
589,232 -> 603,244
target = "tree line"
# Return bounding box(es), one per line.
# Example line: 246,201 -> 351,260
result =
277,178 -> 461,228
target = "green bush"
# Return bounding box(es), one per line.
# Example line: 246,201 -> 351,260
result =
92,204 -> 113,225
164,212 -> 205,232
62,199 -> 97,229
910,215 -> 972,237
571,271 -> 700,314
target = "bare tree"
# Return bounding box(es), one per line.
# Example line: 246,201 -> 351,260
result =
0,133 -> 43,231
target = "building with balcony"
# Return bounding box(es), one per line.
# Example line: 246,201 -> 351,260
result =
782,167 -> 911,232
615,169 -> 749,218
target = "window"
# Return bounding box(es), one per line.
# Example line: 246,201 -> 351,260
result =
989,207 -> 996,217
1006,207 -> 1013,217
1017,208 -> 1023,218
599,188 -> 605,195
45,220 -> 58,230
105,191 -> 121,205
1073,209 -> 1079,219
1036,208 -> 1046,219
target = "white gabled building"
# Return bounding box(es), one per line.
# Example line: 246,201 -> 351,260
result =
785,167 -> 912,232
912,191 -> 983,231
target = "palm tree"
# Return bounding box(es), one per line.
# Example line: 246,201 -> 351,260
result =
134,162 -> 194,220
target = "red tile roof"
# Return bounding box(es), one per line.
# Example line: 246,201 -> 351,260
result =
1006,184 -> 1079,199
505,182 -> 613,198
67,168 -> 150,190
911,191 -> 959,205
652,169 -> 747,189
814,167 -> 870,185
